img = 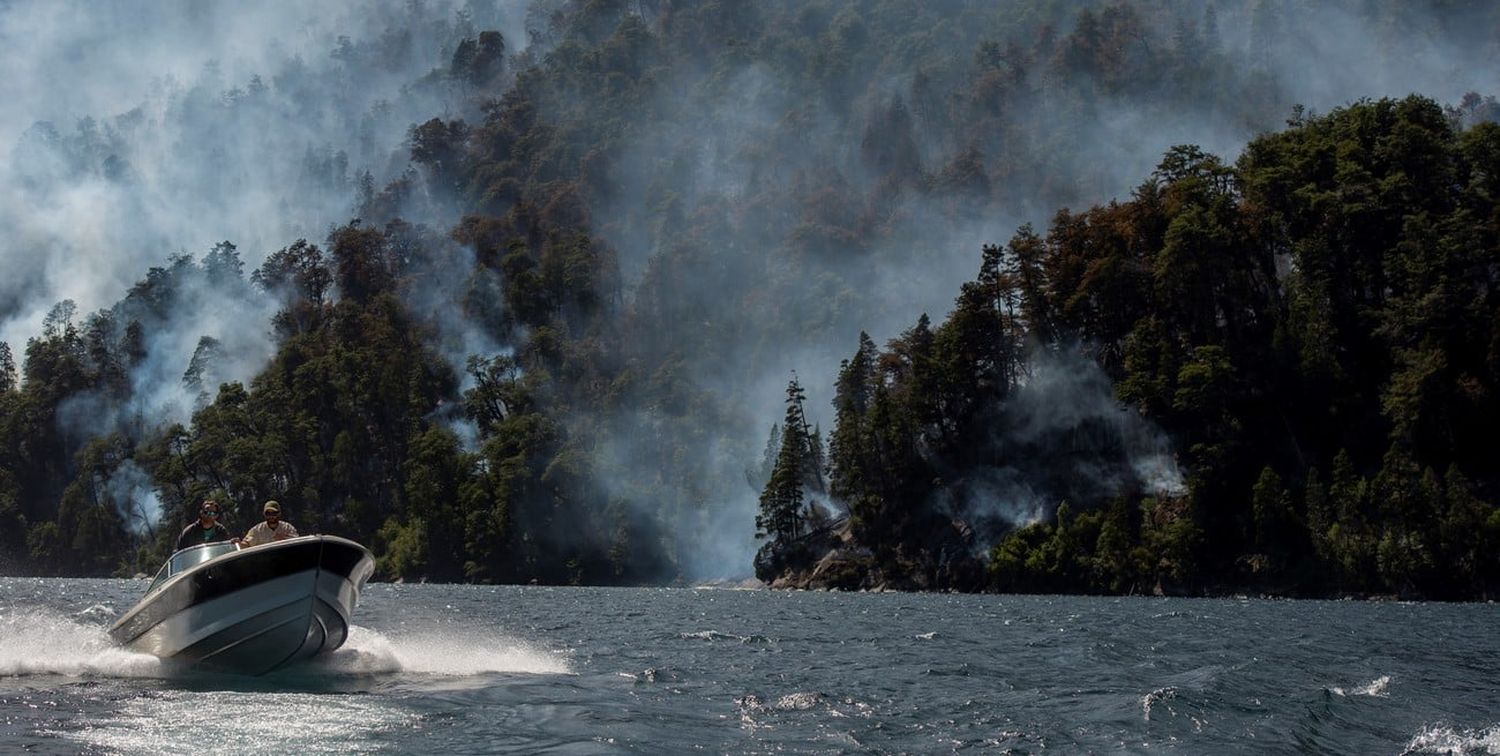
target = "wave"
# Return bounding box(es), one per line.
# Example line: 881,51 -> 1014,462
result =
318,625 -> 571,676
618,666 -> 681,685
733,691 -> 875,734
0,610 -> 567,678
0,609 -> 163,678
677,629 -> 777,644
1141,687 -> 1177,721
1329,675 -> 1392,698
1402,724 -> 1500,755
773,691 -> 823,711
734,691 -> 824,720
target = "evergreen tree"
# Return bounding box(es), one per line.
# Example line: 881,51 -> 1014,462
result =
0,342 -> 14,394
828,333 -> 878,502
757,378 -> 812,544
753,377 -> 819,581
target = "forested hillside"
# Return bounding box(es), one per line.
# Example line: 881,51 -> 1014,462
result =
0,0 -> 1496,596
757,99 -> 1500,599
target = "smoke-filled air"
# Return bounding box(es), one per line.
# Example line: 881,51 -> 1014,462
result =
1,0 -> 1498,599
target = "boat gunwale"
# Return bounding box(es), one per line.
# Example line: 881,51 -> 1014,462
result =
108,535 -> 372,641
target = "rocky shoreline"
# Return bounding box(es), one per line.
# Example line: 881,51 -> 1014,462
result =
755,521 -> 1481,601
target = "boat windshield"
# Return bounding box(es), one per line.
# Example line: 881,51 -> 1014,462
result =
146,542 -> 240,593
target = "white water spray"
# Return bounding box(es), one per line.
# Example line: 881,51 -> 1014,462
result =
0,608 -> 163,677
0,609 -> 569,678
322,625 -> 571,676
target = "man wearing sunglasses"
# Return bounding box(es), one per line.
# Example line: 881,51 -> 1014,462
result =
175,499 -> 232,551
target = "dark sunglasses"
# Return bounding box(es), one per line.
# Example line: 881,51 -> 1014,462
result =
200,509 -> 218,516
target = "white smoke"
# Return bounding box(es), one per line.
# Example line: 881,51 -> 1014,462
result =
576,2 -> 1495,577
0,0 -> 531,431
102,459 -> 163,535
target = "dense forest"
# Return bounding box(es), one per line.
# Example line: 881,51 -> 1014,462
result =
0,0 -> 1497,598
756,101 -> 1500,599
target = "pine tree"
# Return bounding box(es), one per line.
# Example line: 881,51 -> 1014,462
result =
829,333 -> 877,502
745,422 -> 781,493
784,373 -> 824,495
756,378 -> 812,544
0,342 -> 14,393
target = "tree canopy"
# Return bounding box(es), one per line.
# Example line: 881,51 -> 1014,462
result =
2,1 -> 1497,599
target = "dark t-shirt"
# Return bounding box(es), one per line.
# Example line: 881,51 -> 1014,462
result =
176,521 -> 231,551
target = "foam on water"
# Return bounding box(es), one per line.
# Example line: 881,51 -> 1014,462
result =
734,692 -> 829,731
321,625 -> 571,676
775,691 -> 824,711
0,610 -> 567,679
0,609 -> 163,678
5,582 -> 1498,753
678,629 -> 777,644
1141,687 -> 1177,721
1402,724 -> 1500,755
1330,675 -> 1392,698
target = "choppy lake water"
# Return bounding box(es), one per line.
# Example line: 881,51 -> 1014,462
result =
1,578 -> 1497,753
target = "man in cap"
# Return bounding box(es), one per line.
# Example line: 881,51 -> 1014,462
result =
175,499 -> 231,551
239,500 -> 300,547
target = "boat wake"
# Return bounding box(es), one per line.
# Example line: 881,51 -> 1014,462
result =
318,626 -> 571,676
0,610 -> 568,679
0,608 -> 163,678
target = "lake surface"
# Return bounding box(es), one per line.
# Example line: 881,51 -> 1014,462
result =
1,578 -> 1497,754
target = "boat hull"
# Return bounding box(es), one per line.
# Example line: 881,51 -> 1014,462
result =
110,536 -> 374,675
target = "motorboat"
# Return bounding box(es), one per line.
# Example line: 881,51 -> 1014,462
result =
109,535 -> 375,675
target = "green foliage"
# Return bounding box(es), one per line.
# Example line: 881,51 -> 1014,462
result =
1139,496 -> 1202,587
376,516 -> 429,580
754,379 -> 812,569
1250,467 -> 1292,554
807,95 -> 1500,598
5,2 -> 1500,603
